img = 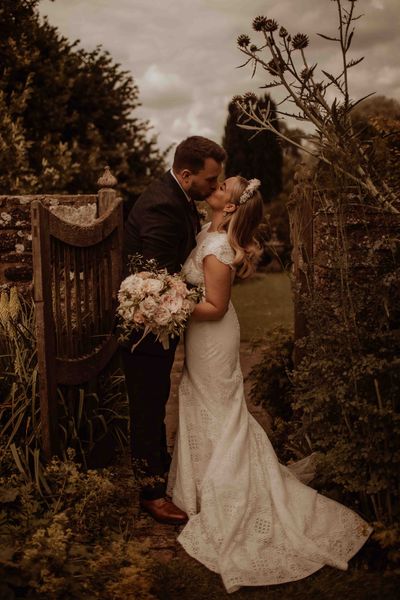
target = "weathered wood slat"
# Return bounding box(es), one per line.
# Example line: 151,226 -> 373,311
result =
52,238 -> 61,355
31,201 -> 59,459
63,242 -> 74,357
289,167 -> 314,367
55,336 -> 118,385
81,246 -> 91,354
73,246 -> 83,355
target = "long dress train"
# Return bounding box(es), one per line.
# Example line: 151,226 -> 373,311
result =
167,225 -> 372,594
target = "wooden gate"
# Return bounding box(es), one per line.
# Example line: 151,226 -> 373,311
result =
31,173 -> 123,459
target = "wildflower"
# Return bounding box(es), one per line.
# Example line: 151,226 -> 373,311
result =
265,19 -> 278,32
15,243 -> 24,254
292,33 -> 309,50
250,44 -> 258,53
237,34 -> 251,48
252,16 -> 268,31
1,212 -> 11,222
279,27 -> 288,37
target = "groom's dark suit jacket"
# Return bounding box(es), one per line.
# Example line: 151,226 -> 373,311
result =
123,170 -> 200,276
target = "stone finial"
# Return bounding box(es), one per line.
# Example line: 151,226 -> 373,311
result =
97,165 -> 117,189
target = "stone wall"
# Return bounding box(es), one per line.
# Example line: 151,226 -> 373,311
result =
0,195 -> 97,287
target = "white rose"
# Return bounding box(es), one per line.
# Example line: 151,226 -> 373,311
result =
142,278 -> 164,295
154,306 -> 171,326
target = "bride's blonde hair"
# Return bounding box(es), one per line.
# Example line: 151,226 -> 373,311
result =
219,176 -> 264,278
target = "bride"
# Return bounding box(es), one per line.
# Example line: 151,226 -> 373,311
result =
167,176 -> 372,593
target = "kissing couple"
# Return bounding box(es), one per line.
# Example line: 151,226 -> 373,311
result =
121,136 -> 371,593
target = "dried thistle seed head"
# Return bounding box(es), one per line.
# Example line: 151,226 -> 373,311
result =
252,16 -> 268,31
292,33 -> 309,49
279,27 -> 288,38
301,67 -> 312,80
237,34 -> 251,48
232,95 -> 244,105
265,19 -> 278,32
266,59 -> 279,76
243,92 -> 257,103
266,58 -> 286,76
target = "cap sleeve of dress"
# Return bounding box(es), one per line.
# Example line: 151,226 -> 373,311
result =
197,234 -> 235,270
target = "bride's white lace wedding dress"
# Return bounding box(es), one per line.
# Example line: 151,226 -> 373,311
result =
167,225 -> 372,594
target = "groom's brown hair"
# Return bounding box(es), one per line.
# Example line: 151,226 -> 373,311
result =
173,136 -> 226,174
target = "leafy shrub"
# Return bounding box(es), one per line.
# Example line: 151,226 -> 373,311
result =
236,1 -> 400,567
248,328 -> 313,464
0,447 -> 156,599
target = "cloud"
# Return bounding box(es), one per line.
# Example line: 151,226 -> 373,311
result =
39,0 -> 400,159
138,65 -> 192,110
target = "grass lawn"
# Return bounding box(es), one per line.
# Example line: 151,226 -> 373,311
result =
232,271 -> 294,341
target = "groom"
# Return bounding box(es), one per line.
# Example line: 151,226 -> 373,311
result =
122,136 -> 226,524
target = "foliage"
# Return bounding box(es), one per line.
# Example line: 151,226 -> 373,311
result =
235,0 -> 398,214
293,198 -> 400,560
247,328 -> 307,463
0,287 -> 129,480
263,122 -> 305,261
0,448 -> 156,599
237,0 -> 400,564
249,327 -> 294,421
0,0 -> 167,205
222,94 -> 283,203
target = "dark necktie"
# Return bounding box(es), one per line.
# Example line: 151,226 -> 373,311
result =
188,198 -> 201,234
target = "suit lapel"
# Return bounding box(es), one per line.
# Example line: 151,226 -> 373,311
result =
163,171 -> 200,237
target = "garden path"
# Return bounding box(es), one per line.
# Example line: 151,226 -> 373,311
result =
132,341 -> 268,564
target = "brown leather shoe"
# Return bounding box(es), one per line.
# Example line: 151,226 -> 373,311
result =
140,497 -> 188,525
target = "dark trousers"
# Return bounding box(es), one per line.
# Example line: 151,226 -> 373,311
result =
121,333 -> 179,500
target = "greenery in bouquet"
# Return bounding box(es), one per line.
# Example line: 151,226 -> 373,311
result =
117,255 -> 202,351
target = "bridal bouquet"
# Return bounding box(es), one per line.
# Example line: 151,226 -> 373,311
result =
116,255 -> 201,351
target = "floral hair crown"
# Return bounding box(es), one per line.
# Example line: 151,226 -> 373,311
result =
238,178 -> 261,205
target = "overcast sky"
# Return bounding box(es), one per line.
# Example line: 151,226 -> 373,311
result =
39,0 -> 400,159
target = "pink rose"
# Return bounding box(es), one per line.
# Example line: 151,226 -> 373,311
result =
161,291 -> 183,314
172,280 -> 188,296
139,296 -> 158,317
